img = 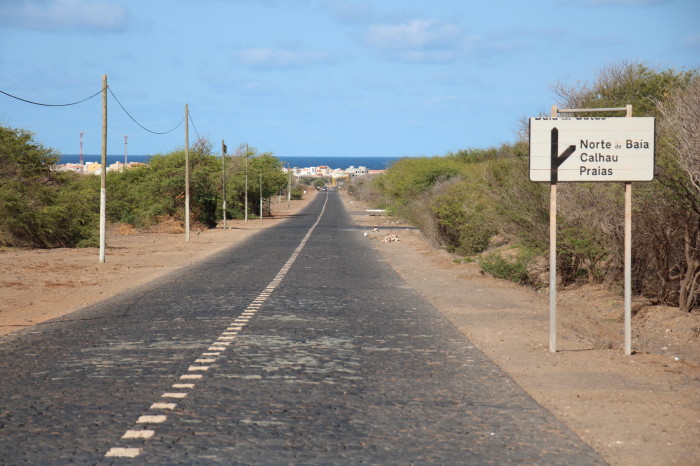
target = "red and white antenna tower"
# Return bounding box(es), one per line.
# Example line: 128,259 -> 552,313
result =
79,131 -> 84,172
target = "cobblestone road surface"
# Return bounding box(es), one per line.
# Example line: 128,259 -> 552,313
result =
0,192 -> 605,464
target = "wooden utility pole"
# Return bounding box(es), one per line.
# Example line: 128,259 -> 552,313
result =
287,165 -> 292,209
244,144 -> 249,224
222,139 -> 227,230
185,104 -> 190,242
99,74 -> 107,264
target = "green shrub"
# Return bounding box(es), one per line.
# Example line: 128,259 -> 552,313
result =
103,142 -> 288,227
478,252 -> 531,285
427,177 -> 496,255
290,188 -> 304,200
0,125 -> 98,248
558,226 -> 610,285
375,156 -> 463,207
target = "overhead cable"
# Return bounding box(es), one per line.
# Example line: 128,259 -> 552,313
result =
2,84 -> 193,137
0,86 -> 105,107
108,87 -> 184,135
188,112 -> 201,140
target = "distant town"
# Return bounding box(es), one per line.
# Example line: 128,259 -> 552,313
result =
54,161 -> 385,180
285,165 -> 385,180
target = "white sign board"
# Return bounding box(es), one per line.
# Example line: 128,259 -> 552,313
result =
529,117 -> 655,182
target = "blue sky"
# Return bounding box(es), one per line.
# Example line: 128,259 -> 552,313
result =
1,0 -> 698,158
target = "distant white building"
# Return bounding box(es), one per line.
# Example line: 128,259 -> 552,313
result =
284,163 -> 382,179
53,161 -> 148,175
345,166 -> 368,177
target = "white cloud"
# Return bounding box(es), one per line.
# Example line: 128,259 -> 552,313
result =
227,0 -> 308,5
325,0 -> 375,23
0,0 -> 128,32
238,47 -> 334,69
425,94 -> 468,109
360,19 -> 465,63
573,0 -> 664,5
462,35 -> 526,54
394,50 -> 458,64
683,33 -> 700,49
363,19 -> 462,51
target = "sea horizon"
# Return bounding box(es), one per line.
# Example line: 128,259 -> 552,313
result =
58,155 -> 406,171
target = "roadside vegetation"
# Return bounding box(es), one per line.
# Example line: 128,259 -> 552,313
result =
0,132 -> 291,248
350,62 -> 699,311
0,126 -> 99,248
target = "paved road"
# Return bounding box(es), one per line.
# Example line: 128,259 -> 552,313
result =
0,192 -> 605,464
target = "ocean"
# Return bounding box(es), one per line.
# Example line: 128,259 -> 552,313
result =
58,155 -> 404,171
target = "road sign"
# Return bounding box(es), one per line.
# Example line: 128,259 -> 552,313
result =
529,117 -> 655,182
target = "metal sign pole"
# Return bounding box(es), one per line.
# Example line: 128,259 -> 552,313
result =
541,104 -> 637,355
549,105 -> 558,353
624,104 -> 633,355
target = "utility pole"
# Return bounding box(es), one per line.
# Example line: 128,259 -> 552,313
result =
287,165 -> 292,209
99,74 -> 107,263
259,171 -> 263,219
124,134 -> 128,165
185,104 -> 190,242
244,144 -> 249,224
222,139 -> 227,230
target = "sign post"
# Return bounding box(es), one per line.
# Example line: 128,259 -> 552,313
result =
530,107 -> 655,355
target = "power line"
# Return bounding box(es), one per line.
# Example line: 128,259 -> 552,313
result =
108,87 -> 184,135
0,86 -> 104,107
2,82 -> 195,138
188,112 -> 201,140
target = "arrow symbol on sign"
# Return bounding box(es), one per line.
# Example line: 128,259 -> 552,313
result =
550,127 -> 576,183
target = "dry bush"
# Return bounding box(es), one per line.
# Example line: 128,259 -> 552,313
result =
657,78 -> 700,193
110,223 -> 139,236
633,189 -> 695,306
144,216 -> 185,234
400,183 -> 446,249
654,77 -> 700,311
557,183 -> 624,285
348,175 -> 384,206
551,62 -> 699,309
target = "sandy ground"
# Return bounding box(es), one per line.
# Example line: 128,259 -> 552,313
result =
1,189 -> 699,465
0,193 -> 318,335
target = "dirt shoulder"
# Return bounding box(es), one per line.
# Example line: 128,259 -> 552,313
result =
0,191 -> 317,337
342,192 -> 699,466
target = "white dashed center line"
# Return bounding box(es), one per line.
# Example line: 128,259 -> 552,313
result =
122,430 -> 155,439
104,194 -> 329,458
150,403 -> 176,410
136,415 -> 167,424
105,447 -> 140,458
172,383 -> 195,389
